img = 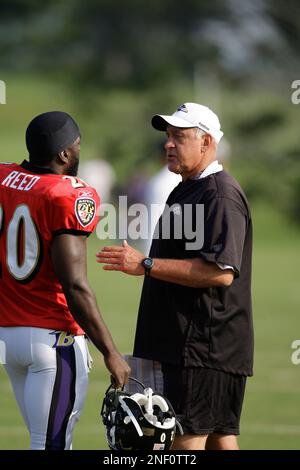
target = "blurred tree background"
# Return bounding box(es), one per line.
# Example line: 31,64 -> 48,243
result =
0,0 -> 300,451
1,0 -> 300,221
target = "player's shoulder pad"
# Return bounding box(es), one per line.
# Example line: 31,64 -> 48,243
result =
0,162 -> 16,167
50,175 -> 99,228
0,162 -> 19,177
50,175 -> 99,198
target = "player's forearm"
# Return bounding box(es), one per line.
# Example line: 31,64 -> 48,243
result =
65,284 -> 117,355
149,257 -> 233,288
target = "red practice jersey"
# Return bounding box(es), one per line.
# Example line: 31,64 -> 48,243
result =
0,161 -> 100,334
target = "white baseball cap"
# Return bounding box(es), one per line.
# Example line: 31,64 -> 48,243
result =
151,102 -> 223,143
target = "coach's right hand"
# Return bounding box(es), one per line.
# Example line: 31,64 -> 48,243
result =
104,350 -> 131,388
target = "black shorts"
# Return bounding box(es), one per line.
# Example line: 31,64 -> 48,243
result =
161,364 -> 247,436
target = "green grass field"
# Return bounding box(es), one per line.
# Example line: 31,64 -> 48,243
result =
0,76 -> 299,449
0,204 -> 299,450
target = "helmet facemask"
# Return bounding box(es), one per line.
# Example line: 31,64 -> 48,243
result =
101,377 -> 182,451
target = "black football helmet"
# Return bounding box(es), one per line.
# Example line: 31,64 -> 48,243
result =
101,377 -> 183,451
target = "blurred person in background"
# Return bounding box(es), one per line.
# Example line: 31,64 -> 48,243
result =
216,137 -> 231,171
143,143 -> 181,255
79,157 -> 116,203
0,111 -> 130,450
97,102 -> 253,451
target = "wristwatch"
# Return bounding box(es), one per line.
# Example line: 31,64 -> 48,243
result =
142,257 -> 154,276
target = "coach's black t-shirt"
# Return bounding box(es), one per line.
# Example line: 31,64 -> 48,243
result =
133,170 -> 254,376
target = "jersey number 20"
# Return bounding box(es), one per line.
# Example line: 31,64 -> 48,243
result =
0,204 -> 40,282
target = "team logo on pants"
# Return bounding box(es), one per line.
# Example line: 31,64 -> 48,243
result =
51,331 -> 75,348
75,197 -> 96,227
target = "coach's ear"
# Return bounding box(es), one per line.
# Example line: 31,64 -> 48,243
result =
201,133 -> 212,153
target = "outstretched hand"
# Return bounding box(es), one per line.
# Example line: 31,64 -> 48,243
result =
96,240 -> 145,276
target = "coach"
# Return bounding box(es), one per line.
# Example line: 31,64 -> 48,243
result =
97,102 -> 254,450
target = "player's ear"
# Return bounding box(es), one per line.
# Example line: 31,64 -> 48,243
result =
57,149 -> 69,164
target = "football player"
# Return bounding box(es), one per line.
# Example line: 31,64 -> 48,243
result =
0,111 -> 130,450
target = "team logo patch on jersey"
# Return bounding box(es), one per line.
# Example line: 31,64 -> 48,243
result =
75,197 -> 96,227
